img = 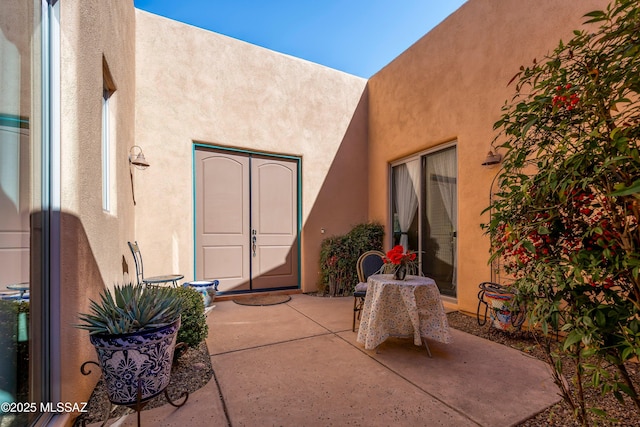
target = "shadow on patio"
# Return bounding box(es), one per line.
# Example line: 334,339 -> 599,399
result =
96,294 -> 559,426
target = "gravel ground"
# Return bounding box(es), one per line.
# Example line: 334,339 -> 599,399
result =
73,341 -> 213,426
75,312 -> 640,426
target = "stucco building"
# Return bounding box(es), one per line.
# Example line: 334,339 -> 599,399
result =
0,0 -> 609,424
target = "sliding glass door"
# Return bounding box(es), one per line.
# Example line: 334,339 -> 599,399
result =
391,145 -> 457,297
422,147 -> 457,297
1,1 -> 54,424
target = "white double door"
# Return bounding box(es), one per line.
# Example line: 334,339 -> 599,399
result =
195,149 -> 299,293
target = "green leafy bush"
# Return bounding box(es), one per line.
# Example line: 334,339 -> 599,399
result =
319,222 -> 384,296
0,300 -> 30,402
485,1 -> 640,423
171,286 -> 208,355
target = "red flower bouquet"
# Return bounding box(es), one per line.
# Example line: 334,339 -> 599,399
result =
383,245 -> 416,265
382,245 -> 417,279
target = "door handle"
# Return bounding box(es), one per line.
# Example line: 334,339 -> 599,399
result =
252,232 -> 257,257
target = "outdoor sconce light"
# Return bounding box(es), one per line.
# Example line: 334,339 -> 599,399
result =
481,150 -> 502,168
129,146 -> 149,206
129,145 -> 150,169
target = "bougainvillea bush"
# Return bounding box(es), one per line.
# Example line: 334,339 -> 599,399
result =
485,1 -> 640,424
319,222 -> 384,296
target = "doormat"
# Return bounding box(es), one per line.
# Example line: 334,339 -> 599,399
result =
233,295 -> 291,306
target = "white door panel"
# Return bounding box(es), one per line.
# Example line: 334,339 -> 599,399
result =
196,151 -> 250,292
251,158 -> 298,290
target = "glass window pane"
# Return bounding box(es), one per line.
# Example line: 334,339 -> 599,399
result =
422,146 -> 457,297
0,1 -> 43,424
102,90 -> 110,212
391,161 -> 420,252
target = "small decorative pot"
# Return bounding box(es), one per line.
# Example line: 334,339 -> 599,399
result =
393,265 -> 407,281
185,280 -> 219,308
89,317 -> 180,406
484,291 -> 515,331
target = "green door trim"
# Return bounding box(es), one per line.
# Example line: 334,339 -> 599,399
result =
192,143 -> 302,293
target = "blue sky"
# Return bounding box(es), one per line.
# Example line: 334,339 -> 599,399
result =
133,1 -> 467,78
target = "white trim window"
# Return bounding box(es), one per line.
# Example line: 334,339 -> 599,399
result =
102,87 -> 111,212
102,58 -> 116,213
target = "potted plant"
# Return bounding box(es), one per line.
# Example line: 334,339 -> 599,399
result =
382,245 -> 418,280
76,283 -> 182,406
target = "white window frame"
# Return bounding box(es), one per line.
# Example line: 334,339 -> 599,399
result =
101,88 -> 111,212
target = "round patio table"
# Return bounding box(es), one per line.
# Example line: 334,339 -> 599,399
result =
143,274 -> 184,287
6,283 -> 29,299
356,274 -> 452,356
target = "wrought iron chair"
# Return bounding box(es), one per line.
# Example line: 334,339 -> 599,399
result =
352,250 -> 385,332
128,241 -> 184,287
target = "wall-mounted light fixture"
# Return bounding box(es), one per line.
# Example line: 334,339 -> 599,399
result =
481,150 -> 502,168
129,145 -> 150,169
129,146 -> 149,205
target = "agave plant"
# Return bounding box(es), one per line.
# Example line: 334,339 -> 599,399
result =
77,283 -> 182,335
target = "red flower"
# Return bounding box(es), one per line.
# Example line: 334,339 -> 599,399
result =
383,245 -> 417,266
551,84 -> 579,110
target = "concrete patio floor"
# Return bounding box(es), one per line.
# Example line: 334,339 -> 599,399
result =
100,293 -> 560,427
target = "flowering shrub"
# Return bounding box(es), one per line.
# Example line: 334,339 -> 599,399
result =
551,83 -> 580,110
318,222 -> 384,296
485,1 -> 640,423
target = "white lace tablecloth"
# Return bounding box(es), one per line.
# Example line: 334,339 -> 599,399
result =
356,274 -> 452,350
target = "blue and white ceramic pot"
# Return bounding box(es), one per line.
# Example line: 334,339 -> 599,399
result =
185,280 -> 219,308
89,317 -> 180,406
484,291 -> 514,331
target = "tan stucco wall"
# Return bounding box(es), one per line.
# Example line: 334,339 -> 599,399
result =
368,0 -> 609,314
134,11 -> 369,293
59,0 -> 136,409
